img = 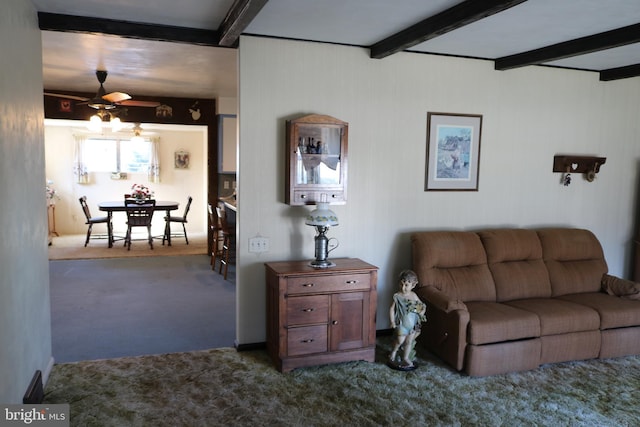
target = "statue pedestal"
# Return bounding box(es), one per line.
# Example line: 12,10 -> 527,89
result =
387,360 -> 417,371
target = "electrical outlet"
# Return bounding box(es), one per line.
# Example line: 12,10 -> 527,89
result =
249,236 -> 269,253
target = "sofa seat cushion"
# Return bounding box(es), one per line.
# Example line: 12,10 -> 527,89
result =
466,301 -> 540,345
559,293 -> 640,330
506,298 -> 599,335
478,229 -> 552,301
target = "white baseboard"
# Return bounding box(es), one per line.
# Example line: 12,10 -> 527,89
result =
42,356 -> 55,387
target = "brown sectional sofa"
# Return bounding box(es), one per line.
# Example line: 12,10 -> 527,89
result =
411,228 -> 640,376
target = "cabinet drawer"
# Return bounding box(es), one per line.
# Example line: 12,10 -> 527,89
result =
287,325 -> 327,356
287,295 -> 329,326
293,191 -> 344,205
287,273 -> 370,295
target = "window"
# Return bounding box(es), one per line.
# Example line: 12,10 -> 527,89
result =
84,138 -> 150,173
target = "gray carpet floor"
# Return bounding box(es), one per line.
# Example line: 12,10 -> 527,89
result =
49,255 -> 235,363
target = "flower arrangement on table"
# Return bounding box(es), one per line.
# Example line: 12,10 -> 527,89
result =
130,183 -> 154,200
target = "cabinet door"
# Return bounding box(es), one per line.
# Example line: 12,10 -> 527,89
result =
218,114 -> 237,173
286,114 -> 348,205
330,291 -> 370,351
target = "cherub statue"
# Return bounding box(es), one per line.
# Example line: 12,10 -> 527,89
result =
388,269 -> 427,370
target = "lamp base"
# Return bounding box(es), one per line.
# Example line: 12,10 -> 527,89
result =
309,260 -> 336,269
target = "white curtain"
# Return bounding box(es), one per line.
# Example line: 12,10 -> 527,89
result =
73,134 -> 89,184
148,137 -> 161,183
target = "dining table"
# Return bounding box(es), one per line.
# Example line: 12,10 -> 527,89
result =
98,200 -> 180,247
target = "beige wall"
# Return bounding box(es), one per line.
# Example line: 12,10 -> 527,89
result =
0,0 -> 52,403
237,36 -> 640,344
44,123 -> 208,237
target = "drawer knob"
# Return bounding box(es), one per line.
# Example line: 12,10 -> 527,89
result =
346,280 -> 357,284
332,320 -> 338,325
302,283 -> 315,287
300,194 -> 307,199
301,339 -> 314,343
302,308 -> 315,312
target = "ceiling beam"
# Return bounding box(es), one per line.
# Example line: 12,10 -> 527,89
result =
369,0 -> 528,59
495,23 -> 640,71
38,12 -> 222,47
600,63 -> 640,81
219,0 -> 269,47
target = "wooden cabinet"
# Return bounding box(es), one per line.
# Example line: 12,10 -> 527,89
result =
265,258 -> 377,372
218,114 -> 237,173
285,114 -> 348,205
47,204 -> 58,245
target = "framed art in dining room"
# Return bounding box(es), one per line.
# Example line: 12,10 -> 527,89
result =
175,150 -> 190,169
425,112 -> 483,191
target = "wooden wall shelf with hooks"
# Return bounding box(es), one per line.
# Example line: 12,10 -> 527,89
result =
553,155 -> 606,174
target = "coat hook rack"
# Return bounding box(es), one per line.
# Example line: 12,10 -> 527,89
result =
553,155 -> 606,183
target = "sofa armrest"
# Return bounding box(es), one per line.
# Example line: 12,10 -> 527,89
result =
602,274 -> 640,300
419,285 -> 468,313
417,286 -> 469,371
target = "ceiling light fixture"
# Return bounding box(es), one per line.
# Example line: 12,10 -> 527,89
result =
86,109 -> 124,132
130,123 -> 145,143
87,113 -> 103,132
110,116 -> 123,132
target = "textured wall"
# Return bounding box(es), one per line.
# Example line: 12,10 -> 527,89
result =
237,36 -> 640,344
0,0 -> 52,403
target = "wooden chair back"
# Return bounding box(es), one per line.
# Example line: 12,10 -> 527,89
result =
79,196 -> 92,222
181,196 -> 193,221
125,199 -> 156,227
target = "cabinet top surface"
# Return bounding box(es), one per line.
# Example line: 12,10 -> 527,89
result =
288,114 -> 348,126
265,258 -> 377,275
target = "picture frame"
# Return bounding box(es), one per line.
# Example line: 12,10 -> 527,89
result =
425,112 -> 483,191
174,150 -> 190,169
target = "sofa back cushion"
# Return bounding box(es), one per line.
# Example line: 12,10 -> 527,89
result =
478,229 -> 552,301
537,228 -> 608,296
411,231 -> 496,302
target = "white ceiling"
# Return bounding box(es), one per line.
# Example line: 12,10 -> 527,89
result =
33,0 -> 640,100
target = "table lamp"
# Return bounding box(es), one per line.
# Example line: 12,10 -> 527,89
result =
305,198 -> 339,268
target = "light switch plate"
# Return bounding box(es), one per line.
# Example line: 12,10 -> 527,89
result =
249,237 -> 269,253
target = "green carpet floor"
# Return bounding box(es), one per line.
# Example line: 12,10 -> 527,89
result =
44,336 -> 640,426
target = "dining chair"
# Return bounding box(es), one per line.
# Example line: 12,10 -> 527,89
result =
79,196 -> 112,247
124,199 -> 156,250
163,196 -> 193,246
208,203 -> 225,270
216,204 -> 235,280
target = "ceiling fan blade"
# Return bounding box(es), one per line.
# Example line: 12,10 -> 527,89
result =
103,91 -> 131,103
118,99 -> 161,108
44,92 -> 89,102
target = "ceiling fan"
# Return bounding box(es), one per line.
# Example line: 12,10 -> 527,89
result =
45,70 -> 160,110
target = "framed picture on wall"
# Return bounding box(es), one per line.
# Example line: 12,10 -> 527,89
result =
425,112 -> 483,191
175,150 -> 190,169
